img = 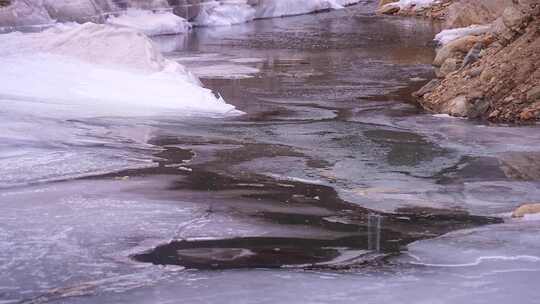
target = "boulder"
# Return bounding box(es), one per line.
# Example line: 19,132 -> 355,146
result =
445,0 -> 516,28
379,0 -> 398,7
436,57 -> 461,77
433,35 -> 482,66
377,3 -> 400,15
512,203 -> 540,218
440,95 -> 468,116
502,6 -> 527,29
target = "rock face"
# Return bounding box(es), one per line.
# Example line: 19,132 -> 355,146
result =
445,0 -> 516,28
0,0 -> 218,27
415,4 -> 540,122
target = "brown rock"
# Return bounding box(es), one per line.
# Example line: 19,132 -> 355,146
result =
445,0 -> 516,28
442,95 -> 468,116
379,0 -> 399,7
413,79 -> 441,98
437,58 -> 461,77
512,203 -> 540,218
480,68 -> 495,82
377,3 -> 400,15
433,35 -> 482,66
502,6 -> 526,29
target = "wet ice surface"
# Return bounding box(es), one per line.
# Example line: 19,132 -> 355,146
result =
2,3 -> 540,304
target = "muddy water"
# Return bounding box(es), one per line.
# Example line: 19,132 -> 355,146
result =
3,3 -> 540,304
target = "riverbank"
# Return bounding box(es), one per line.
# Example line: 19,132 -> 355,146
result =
380,0 -> 540,122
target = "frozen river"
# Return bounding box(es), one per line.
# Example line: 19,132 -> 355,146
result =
1,2 -> 540,303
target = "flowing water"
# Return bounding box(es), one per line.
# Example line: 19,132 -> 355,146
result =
2,3 -> 540,304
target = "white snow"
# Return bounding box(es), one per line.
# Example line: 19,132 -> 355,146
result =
0,23 -> 238,116
0,0 -> 364,31
434,24 -> 492,45
256,0 -> 344,19
106,9 -> 191,36
194,0 -> 362,26
381,0 -> 439,12
0,23 -> 239,187
194,1 -> 257,26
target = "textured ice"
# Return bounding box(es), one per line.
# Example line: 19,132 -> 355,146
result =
405,220 -> 540,267
106,9 -> 191,36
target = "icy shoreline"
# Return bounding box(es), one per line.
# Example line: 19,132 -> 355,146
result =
0,0 -> 363,32
0,22 -> 239,188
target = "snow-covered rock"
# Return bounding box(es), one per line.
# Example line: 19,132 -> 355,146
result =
255,0 -> 343,19
434,24 -> 492,45
0,23 -> 238,116
106,9 -> 191,36
379,0 -> 439,14
194,0 -> 256,26
393,0 -> 439,10
194,0 -> 362,26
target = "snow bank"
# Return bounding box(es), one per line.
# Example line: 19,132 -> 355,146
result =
106,9 -> 191,36
381,0 -> 439,12
194,0 -> 362,26
0,23 -> 238,116
194,1 -> 256,26
434,24 -> 491,45
394,0 -> 439,9
255,0 -> 344,19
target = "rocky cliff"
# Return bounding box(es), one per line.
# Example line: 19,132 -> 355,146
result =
379,0 -> 540,122
415,2 -> 539,122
